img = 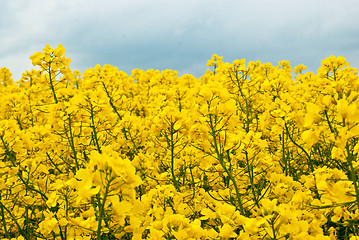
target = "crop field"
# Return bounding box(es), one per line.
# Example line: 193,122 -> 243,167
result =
0,44 -> 359,239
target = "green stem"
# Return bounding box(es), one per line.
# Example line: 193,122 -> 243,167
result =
65,115 -> 79,170
170,124 -> 181,192
244,150 -> 259,207
270,216 -> 278,240
96,177 -> 113,239
346,143 -> 359,209
281,130 -> 288,176
46,152 -> 63,174
101,82 -> 122,120
208,114 -> 245,215
17,171 -> 48,201
234,73 -> 252,133
26,93 -> 35,127
284,121 -> 315,173
324,109 -> 335,134
89,102 -> 102,153
0,134 -> 16,167
16,116 -> 23,131
47,63 -> 58,103
0,200 -> 26,237
163,119 -> 181,192
0,194 -> 9,238
284,121 -> 320,199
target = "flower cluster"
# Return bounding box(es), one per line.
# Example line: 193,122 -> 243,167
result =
0,45 -> 359,239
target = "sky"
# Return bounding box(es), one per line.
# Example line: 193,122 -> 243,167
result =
1,0 -> 359,81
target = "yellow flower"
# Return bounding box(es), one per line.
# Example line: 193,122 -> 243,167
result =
294,64 -> 307,75
46,191 -> 59,208
58,217 -> 68,227
336,98 -> 354,120
304,102 -> 322,127
74,169 -> 100,203
0,67 -> 13,86
331,146 -> 345,160
219,223 -> 237,239
200,207 -> 217,220
39,217 -> 58,236
54,44 -> 66,57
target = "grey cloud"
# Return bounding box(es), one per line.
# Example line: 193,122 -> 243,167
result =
1,0 -> 359,81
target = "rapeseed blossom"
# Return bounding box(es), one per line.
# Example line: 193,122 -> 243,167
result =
0,44 -> 358,239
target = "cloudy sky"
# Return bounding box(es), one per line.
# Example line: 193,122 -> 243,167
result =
1,0 -> 359,81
